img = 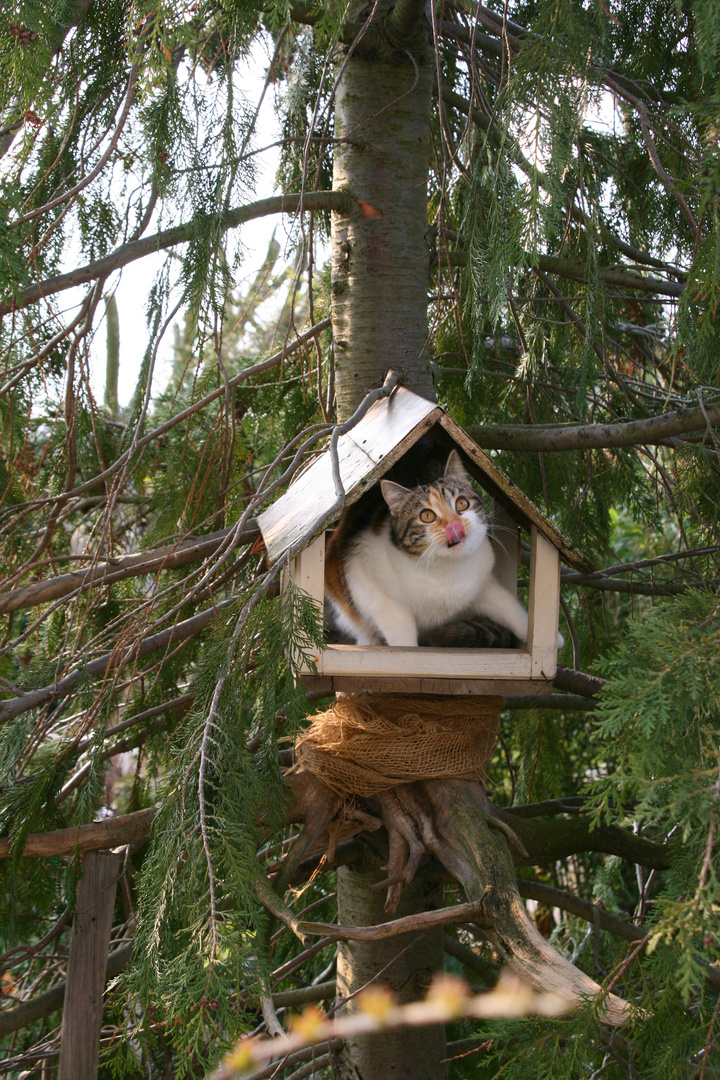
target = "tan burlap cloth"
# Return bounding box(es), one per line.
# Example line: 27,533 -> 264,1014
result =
294,694 -> 502,797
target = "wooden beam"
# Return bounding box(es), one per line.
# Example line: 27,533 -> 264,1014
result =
527,527 -> 561,679
0,808 -> 156,859
58,851 -> 121,1080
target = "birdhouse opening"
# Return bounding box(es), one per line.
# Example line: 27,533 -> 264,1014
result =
323,434 -> 526,652
288,426 -> 563,696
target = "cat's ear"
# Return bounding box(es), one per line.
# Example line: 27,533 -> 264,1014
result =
380,479 -> 412,513
444,449 -> 468,481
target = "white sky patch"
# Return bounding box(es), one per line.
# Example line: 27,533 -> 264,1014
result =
89,38 -> 290,407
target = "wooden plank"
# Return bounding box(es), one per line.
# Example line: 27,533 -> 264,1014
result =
300,674 -> 554,696
0,808 -> 156,859
260,438 -> 372,562
344,389 -> 438,466
291,535 -> 325,674
259,391 -> 441,563
527,526 -> 562,680
435,414 -> 592,573
491,500 -> 520,595
58,850 -> 120,1080
291,534 -> 325,606
319,644 -> 533,678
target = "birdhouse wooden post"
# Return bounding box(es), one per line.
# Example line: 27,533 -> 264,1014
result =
258,388 -> 591,697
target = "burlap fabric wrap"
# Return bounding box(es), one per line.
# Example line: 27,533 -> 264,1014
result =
294,694 -> 502,797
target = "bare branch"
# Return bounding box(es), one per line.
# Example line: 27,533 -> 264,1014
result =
0,597 -> 234,726
0,525 -> 260,614
0,808 -> 157,859
466,400 -> 720,451
500,806 -> 673,869
0,942 -> 131,1038
1,192 -> 355,316
299,899 -> 488,941
1,318 -> 329,509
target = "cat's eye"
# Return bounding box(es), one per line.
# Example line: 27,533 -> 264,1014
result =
455,496 -> 470,512
419,509 -> 436,523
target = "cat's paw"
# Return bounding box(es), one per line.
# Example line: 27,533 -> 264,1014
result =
557,631 -> 565,649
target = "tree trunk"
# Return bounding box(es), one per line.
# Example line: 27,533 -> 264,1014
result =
334,864 -> 447,1080
329,6 -> 446,1077
331,7 -> 435,418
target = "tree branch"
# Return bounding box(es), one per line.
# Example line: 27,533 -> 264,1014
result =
0,525 -> 260,614
504,693 -> 597,711
440,249 -> 685,298
0,808 -> 157,859
517,879 -> 720,994
385,0 -> 430,43
0,597 -> 235,725
499,809 -> 673,869
553,666 -> 606,697
466,400 -> 720,451
0,943 -> 132,1038
299,899 -> 488,941
516,879 -> 646,943
1,191 -> 355,316
1,318 -> 329,508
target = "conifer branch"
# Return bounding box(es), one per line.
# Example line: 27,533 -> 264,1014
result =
466,400 -> 720,451
0,526 -> 260,614
439,249 -> 685,297
1,193 -> 354,317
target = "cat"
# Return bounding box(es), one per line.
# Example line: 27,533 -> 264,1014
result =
324,448 -> 532,648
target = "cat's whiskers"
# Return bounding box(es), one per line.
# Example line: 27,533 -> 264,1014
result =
488,521 -> 517,560
418,539 -> 441,575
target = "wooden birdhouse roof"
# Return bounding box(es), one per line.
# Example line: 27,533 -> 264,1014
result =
258,387 -> 592,574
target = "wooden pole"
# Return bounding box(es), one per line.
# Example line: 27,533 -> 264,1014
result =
58,850 -> 120,1080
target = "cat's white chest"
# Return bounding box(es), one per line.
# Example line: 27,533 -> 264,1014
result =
345,524 -> 495,637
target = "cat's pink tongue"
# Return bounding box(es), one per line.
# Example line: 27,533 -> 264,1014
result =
444,520 -> 465,546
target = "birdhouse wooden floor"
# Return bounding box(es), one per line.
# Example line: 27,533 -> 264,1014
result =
258,387 -> 591,696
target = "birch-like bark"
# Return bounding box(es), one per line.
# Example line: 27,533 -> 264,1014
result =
331,12 -> 435,416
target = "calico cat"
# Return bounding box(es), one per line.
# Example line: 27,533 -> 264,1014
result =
324,449 -> 531,648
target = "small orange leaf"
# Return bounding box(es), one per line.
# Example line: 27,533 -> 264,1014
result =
356,199 -> 383,219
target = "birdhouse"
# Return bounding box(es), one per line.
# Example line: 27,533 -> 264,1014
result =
258,387 -> 591,696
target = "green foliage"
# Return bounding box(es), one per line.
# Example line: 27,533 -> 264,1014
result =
1,0 -> 719,1076
590,590 -> 720,831
124,586 -> 322,1075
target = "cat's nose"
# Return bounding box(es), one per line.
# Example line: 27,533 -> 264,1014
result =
444,520 -> 465,545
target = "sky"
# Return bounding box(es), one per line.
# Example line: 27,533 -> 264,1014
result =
90,38 -> 286,407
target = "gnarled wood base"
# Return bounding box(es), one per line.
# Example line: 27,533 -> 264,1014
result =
285,769 -> 633,1027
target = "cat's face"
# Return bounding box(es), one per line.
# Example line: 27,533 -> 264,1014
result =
379,450 -> 487,558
